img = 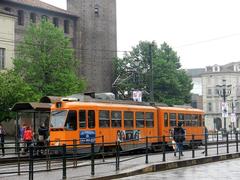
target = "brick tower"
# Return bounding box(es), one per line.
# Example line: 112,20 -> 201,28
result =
67,0 -> 117,92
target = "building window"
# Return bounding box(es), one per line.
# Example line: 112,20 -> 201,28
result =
0,48 -> 5,70
207,88 -> 212,95
208,102 -> 212,112
53,17 -> 59,27
30,13 -> 36,23
4,7 -> 11,12
64,20 -> 69,34
18,10 -> 24,26
41,15 -> 48,21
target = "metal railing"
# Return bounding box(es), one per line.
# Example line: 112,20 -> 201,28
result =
0,132 -> 240,179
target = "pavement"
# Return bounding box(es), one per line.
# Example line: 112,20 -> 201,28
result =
0,142 -> 240,180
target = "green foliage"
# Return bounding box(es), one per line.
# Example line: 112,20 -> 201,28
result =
114,41 -> 193,105
0,71 -> 38,121
13,20 -> 85,97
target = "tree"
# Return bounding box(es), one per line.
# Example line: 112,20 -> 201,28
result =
0,71 -> 37,121
113,41 -> 193,105
13,20 -> 85,97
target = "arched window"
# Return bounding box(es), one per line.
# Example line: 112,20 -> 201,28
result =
30,13 -> 36,23
53,17 -> 59,27
41,15 -> 48,21
18,10 -> 24,26
64,20 -> 69,34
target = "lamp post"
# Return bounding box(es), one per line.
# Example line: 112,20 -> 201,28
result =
216,79 -> 232,133
230,99 -> 238,132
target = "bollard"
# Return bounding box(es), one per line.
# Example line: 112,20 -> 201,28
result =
216,132 -> 219,155
236,132 -> 239,152
29,145 -> 34,180
62,144 -> 67,179
91,142 -> 95,176
46,145 -> 51,171
115,141 -> 120,171
204,131 -> 208,157
101,136 -> 105,162
226,132 -> 229,153
73,139 -> 77,168
16,139 -> 21,175
145,136 -> 149,164
162,136 -> 166,162
192,135 -> 195,158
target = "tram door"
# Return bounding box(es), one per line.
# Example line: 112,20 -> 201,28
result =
64,110 -> 78,140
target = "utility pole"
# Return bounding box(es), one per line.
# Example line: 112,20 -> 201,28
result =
149,43 -> 154,102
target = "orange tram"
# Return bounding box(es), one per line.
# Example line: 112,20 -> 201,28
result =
12,97 -> 205,152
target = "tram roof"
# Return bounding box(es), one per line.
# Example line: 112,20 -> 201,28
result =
157,106 -> 204,112
11,102 -> 51,112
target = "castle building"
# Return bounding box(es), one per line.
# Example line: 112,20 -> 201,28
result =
0,0 -> 117,92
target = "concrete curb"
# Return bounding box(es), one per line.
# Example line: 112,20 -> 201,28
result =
90,153 -> 240,180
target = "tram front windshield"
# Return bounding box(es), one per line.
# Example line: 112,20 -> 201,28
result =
50,110 -> 68,128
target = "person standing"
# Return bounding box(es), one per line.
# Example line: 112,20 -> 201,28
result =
173,122 -> 185,156
0,124 -> 6,156
23,126 -> 33,153
37,123 -> 48,155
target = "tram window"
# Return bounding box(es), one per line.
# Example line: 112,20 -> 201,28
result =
136,112 -> 144,128
65,110 -> 77,130
88,110 -> 95,128
79,110 -> 86,128
111,111 -> 121,128
146,112 -> 154,128
178,113 -> 185,126
50,110 -> 67,128
99,110 -> 110,128
184,114 -> 191,126
192,114 -> 198,126
124,111 -> 133,128
170,113 -> 176,127
164,113 -> 168,127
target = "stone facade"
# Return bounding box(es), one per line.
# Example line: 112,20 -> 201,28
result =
0,0 -> 117,92
0,10 -> 15,70
67,0 -> 117,92
188,62 -> 240,132
202,62 -> 240,132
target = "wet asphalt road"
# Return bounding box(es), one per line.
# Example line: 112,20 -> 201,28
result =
119,158 -> 240,180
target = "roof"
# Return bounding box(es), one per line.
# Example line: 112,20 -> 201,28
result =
3,0 -> 78,17
186,68 -> 205,77
11,102 -> 51,111
0,9 -> 16,17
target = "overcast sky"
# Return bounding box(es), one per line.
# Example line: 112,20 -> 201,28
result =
42,0 -> 240,69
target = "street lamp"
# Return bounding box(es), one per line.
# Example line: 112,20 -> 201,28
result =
216,79 -> 232,132
230,99 -> 238,132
